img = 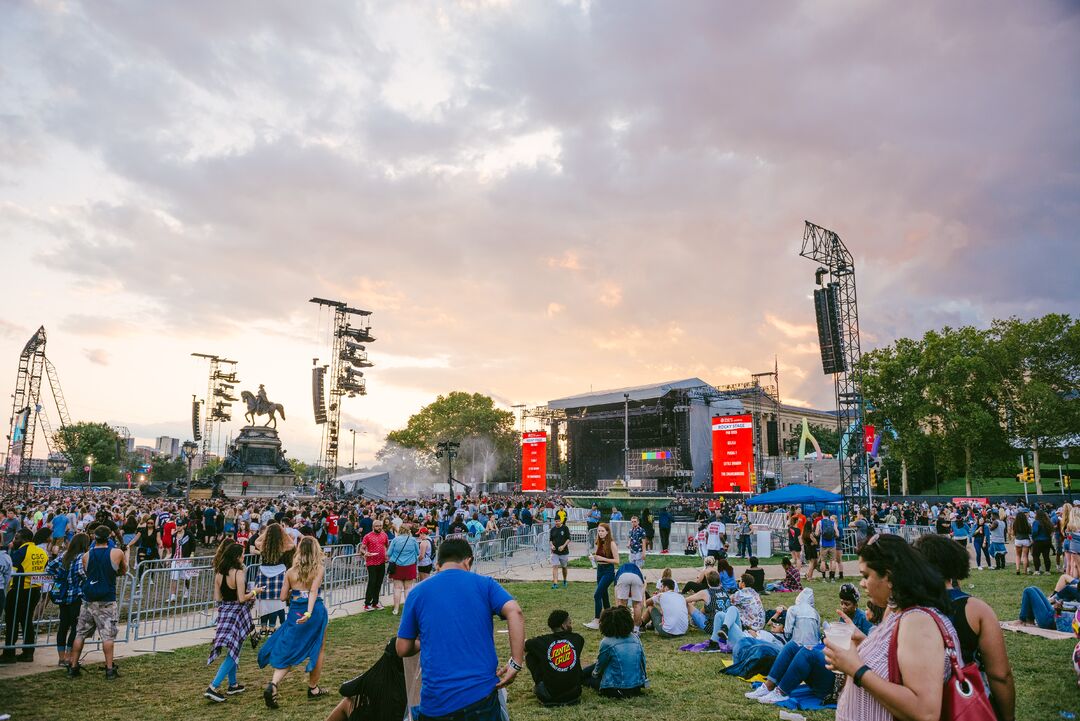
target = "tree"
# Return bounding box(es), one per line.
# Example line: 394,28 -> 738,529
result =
991,314 -> 1080,493
782,423 -> 840,457
56,422 -> 121,484
149,454 -> 187,485
386,392 -> 517,480
196,457 -> 222,480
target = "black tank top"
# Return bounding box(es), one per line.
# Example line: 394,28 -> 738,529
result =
220,571 -> 239,602
949,592 -> 979,665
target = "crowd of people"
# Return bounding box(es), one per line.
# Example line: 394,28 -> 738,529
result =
4,485 -> 1079,720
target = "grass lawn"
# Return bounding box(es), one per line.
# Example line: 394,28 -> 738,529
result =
566,553 -> 783,570
933,476 -> 1065,497
0,571 -> 1075,721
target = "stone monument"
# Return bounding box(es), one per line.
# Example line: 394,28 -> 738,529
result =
218,384 -> 304,497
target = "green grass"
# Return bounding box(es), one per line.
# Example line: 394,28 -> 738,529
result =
0,572 -> 1075,721
932,476 -> 1065,496
566,553 -> 784,570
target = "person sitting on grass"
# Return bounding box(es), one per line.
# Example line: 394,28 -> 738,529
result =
745,556 -> 766,594
913,533 -> 1015,721
582,606 -> 648,698
326,637 -> 406,721
644,578 -> 688,638
717,558 -> 739,593
765,556 -> 802,593
524,610 -> 586,706
711,573 -> 776,650
680,557 -> 716,595
653,567 -> 678,594
686,570 -> 729,634
837,583 -> 873,636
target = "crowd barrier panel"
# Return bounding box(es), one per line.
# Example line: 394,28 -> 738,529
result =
130,561 -> 218,647
0,571 -> 133,654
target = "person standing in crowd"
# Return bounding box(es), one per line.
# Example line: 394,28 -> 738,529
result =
824,534 -> 962,721
1,528 -> 49,663
787,515 -> 803,570
815,510 -> 841,582
1,508 -> 22,549
586,523 -> 619,630
705,515 -> 727,561
736,513 -> 753,558
361,519 -> 389,610
259,536 -> 330,708
549,515 -> 572,589
913,533 -> 1016,721
644,577 -> 688,638
524,609 -> 586,706
612,560 -> 646,633
989,511 -> 1008,570
0,542 -> 11,627
254,523 -> 294,636
68,525 -> 126,679
386,524 -> 420,615
168,521 -> 197,602
1013,510 -> 1033,576
396,538 -> 525,721
204,542 -> 264,703
587,504 -> 601,532
627,516 -> 646,569
972,514 -> 989,570
657,507 -> 673,554
47,531 -> 89,668
416,527 -> 434,581
1031,508 -> 1054,575
582,606 -> 647,698
640,508 -> 655,554
801,521 -> 819,582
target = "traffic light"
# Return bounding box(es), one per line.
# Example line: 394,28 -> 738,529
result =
869,468 -> 878,489
1028,468 -> 1036,484
1065,475 -> 1072,489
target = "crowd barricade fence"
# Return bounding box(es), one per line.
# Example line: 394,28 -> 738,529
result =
130,561 -> 217,648
0,571 -> 133,654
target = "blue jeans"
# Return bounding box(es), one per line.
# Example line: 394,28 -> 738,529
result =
211,655 -> 237,688
738,535 -> 752,557
595,565 -> 615,618
1019,586 -> 1058,629
418,690 -> 500,721
766,641 -> 833,697
973,537 -> 985,567
712,607 -> 782,649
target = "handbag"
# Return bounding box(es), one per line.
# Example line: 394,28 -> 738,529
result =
887,607 -> 996,721
386,539 -> 406,576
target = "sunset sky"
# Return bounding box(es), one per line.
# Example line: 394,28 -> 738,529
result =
2,1 -> 1078,465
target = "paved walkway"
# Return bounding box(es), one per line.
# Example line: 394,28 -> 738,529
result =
0,548 -> 860,681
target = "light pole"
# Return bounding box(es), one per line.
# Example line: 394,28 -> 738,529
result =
511,404 -> 525,487
623,393 -> 630,485
182,440 -> 198,501
436,440 -> 460,499
85,455 -> 93,488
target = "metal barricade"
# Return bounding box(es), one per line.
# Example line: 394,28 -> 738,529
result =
0,571 -> 133,654
130,561 -> 217,646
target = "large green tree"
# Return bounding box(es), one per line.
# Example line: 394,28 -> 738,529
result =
56,422 -> 121,484
149,454 -> 188,485
386,392 -> 517,481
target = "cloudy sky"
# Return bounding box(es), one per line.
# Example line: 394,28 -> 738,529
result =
2,0 -> 1078,465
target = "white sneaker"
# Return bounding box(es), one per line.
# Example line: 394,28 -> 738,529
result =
584,620 -> 600,630
758,689 -> 789,705
745,685 -> 770,699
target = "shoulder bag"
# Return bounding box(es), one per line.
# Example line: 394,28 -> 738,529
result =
887,607 -> 996,721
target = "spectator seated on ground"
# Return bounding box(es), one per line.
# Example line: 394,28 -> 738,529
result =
710,573 -> 779,651
1050,573 -> 1080,605
745,556 -> 766,594
686,571 -> 730,634
326,637 -> 406,721
838,583 -> 873,636
644,578 -> 689,638
524,610 -> 585,707
717,559 -> 739,593
680,557 -> 716,595
652,567 -> 678,594
1019,583 -> 1077,633
765,557 -> 802,593
582,606 -> 648,698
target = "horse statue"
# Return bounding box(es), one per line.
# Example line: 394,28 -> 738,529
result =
241,384 -> 286,428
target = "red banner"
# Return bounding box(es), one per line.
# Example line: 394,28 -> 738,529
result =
521,431 -> 547,492
712,414 -> 754,493
863,425 -> 876,453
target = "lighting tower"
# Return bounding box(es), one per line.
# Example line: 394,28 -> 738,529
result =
191,353 -> 239,461
799,221 -> 868,509
310,298 -> 375,484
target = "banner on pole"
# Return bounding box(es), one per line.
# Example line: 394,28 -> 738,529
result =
521,431 -> 547,492
863,425 -> 876,453
712,414 -> 754,493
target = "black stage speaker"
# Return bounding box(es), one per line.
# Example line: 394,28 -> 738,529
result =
814,283 -> 846,374
191,399 -> 202,441
766,419 -> 779,457
312,366 -> 327,424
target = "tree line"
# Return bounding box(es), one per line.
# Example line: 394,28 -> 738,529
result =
858,314 -> 1080,495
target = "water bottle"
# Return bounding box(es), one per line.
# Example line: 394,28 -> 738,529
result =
779,711 -> 807,721
589,553 -> 597,568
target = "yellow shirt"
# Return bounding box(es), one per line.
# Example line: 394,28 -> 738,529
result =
15,542 -> 49,589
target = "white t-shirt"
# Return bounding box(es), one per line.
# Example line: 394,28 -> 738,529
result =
655,591 -> 689,636
285,526 -> 302,544
706,521 -> 726,551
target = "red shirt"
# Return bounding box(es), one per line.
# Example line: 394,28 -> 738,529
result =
326,514 -> 339,535
362,531 -> 388,566
161,520 -> 176,548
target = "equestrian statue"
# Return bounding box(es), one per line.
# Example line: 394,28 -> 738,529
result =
241,384 -> 286,428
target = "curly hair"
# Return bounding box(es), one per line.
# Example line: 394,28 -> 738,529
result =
859,534 -> 949,612
913,533 -> 970,582
261,523 -> 288,565
599,605 -> 634,638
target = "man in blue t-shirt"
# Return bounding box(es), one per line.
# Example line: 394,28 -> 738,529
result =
397,538 -> 525,720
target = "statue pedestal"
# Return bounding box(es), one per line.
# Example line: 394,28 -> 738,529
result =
218,425 -> 297,498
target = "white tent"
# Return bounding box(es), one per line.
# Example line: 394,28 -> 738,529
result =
337,470 -> 391,499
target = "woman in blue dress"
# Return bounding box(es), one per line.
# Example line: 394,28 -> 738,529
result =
258,536 -> 329,708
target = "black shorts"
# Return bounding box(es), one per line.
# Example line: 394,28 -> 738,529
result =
418,564 -> 433,575
804,545 -> 818,560
788,537 -> 802,552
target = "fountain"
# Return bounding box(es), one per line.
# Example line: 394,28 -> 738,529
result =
564,478 -> 674,520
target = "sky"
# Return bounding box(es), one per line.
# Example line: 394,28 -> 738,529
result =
1,0 -> 1078,466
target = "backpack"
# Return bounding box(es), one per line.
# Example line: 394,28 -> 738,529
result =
821,519 -> 836,542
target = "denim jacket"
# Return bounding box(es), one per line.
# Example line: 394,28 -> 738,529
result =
593,635 -> 647,690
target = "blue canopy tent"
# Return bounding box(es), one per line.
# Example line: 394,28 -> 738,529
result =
746,484 -> 846,519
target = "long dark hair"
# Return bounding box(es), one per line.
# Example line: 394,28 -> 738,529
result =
1013,512 -> 1031,537
858,534 -> 950,613
63,532 -> 91,569
215,542 -> 245,574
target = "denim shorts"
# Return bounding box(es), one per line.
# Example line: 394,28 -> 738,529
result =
417,690 -> 500,721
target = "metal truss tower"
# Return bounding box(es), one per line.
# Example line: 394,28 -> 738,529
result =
5,327 -> 75,492
310,298 -> 375,484
191,353 -> 239,461
800,220 -> 868,509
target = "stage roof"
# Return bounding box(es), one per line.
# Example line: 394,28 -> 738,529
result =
547,378 -> 713,411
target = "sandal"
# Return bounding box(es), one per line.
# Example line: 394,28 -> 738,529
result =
264,682 -> 279,709
307,685 -> 327,699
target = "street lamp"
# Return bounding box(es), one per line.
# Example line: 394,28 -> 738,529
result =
435,440 -> 460,499
348,429 -> 367,471
85,455 -> 93,488
181,441 -> 198,501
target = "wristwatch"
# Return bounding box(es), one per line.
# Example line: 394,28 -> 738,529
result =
507,657 -> 523,671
